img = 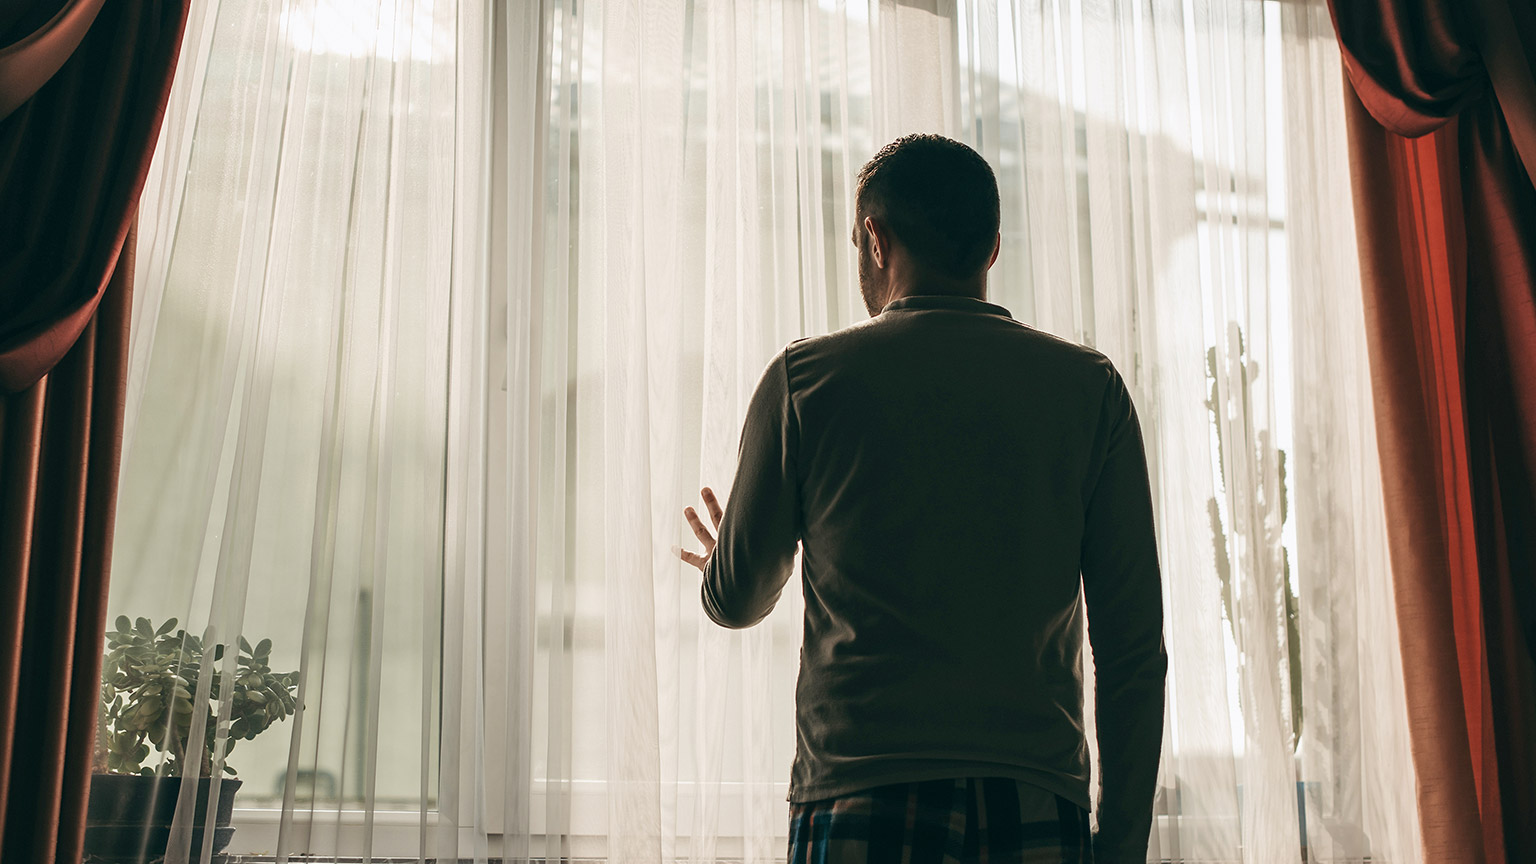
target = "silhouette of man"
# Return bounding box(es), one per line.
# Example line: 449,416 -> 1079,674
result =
675,134 -> 1166,864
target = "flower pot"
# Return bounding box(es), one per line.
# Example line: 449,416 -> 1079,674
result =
83,774 -> 241,864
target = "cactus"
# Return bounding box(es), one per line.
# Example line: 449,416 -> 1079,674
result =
1205,324 -> 1303,752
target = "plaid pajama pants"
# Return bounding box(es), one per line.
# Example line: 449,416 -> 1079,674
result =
787,776 -> 1093,864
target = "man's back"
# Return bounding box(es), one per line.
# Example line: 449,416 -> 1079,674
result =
700,293 -> 1166,857
786,292 -> 1116,803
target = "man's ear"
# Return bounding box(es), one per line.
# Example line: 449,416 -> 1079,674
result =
863,215 -> 888,268
988,232 -> 1001,269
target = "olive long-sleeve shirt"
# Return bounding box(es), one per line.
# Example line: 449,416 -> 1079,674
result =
700,293 -> 1167,860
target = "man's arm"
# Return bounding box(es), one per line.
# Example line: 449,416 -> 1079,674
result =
697,350 -> 801,629
1080,368 -> 1168,862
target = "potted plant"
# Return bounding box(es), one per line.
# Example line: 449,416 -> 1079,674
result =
86,617 -> 299,863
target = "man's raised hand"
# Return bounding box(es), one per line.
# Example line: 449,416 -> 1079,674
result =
674,487 -> 723,572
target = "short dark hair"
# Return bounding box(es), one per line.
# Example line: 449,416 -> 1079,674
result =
855,135 -> 1000,280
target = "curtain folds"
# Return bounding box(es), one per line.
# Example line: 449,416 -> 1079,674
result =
1329,0 -> 1536,860
0,229 -> 134,864
0,1 -> 188,862
0,0 -> 188,393
0,0 -> 105,120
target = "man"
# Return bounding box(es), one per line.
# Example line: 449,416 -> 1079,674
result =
674,134 -> 1166,863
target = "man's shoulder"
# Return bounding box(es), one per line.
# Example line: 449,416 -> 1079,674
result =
779,318 -> 878,373
1007,321 -> 1116,367
786,314 -> 883,349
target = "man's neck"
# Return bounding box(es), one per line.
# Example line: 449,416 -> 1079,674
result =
883,279 -> 987,306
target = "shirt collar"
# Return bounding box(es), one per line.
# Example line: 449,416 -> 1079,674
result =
880,294 -> 1014,319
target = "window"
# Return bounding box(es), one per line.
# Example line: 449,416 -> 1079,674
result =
113,0 -> 1415,860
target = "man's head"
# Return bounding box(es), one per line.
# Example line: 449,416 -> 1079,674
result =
854,134 -> 1001,315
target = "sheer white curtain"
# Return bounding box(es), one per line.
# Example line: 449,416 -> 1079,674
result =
116,0 -> 486,860
113,0 -> 1418,861
503,2 -> 981,860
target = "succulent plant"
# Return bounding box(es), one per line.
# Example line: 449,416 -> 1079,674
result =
1205,325 -> 1304,753
96,616 -> 299,778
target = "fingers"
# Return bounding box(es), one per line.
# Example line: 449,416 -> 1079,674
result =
684,506 -> 715,551
672,544 -> 708,572
676,488 -> 723,575
700,487 -> 723,528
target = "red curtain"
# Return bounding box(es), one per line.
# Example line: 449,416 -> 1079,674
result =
0,2 -> 188,862
1329,0 -> 1536,861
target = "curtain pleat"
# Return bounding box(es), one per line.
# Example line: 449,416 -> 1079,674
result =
0,0 -> 188,393
0,223 -> 133,864
0,0 -> 105,120
1461,95 -> 1536,861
